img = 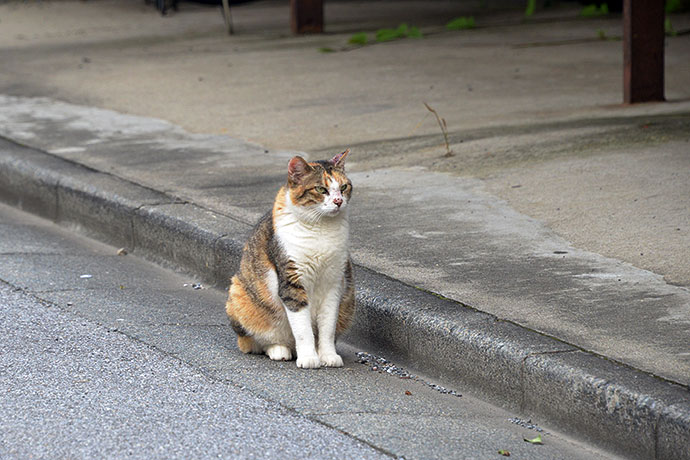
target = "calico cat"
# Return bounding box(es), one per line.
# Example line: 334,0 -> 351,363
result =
226,149 -> 355,368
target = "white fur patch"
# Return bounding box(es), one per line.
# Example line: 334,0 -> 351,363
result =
275,192 -> 349,297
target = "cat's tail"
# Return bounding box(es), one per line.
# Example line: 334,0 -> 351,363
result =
226,275 -> 265,355
237,335 -> 262,354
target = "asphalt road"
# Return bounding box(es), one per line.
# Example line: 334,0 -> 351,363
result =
0,283 -> 389,459
0,202 -> 618,460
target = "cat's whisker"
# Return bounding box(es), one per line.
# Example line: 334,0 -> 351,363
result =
302,207 -> 325,226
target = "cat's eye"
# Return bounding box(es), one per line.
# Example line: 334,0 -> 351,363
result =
340,184 -> 348,192
314,186 -> 328,194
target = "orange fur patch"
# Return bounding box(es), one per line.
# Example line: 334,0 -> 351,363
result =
227,276 -> 273,334
237,335 -> 256,354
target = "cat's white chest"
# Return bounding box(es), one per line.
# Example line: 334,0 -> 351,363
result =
274,212 -> 349,296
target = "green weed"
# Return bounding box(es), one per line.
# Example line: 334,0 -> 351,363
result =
525,0 -> 537,17
581,3 -> 609,17
407,26 -> 423,38
665,17 -> 677,36
665,0 -> 682,13
446,16 -> 476,30
375,23 -> 422,42
348,32 -> 368,45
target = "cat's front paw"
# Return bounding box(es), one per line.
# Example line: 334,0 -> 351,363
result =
296,354 -> 321,369
265,344 -> 292,361
319,352 -> 344,368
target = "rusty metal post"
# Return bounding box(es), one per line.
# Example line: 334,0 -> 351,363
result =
623,0 -> 665,103
290,0 -> 323,34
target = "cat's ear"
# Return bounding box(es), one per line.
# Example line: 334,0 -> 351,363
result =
288,156 -> 313,184
331,148 -> 350,170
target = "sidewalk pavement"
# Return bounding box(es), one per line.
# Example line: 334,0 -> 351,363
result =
0,1 -> 689,459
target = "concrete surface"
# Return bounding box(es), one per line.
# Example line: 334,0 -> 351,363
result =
0,0 -> 689,458
1,95 -> 688,388
1,115 -> 689,460
0,203 -> 619,460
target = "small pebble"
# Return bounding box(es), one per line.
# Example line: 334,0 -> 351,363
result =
509,417 -> 548,434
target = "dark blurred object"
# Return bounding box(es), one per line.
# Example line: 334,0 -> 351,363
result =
624,0 -> 665,103
145,0 -> 255,16
145,0 -> 178,15
179,0 -> 256,4
291,0 -> 323,34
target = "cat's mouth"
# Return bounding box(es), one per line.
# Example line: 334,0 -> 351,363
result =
323,205 -> 344,216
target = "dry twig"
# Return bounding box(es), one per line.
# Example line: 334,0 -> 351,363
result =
423,102 -> 453,157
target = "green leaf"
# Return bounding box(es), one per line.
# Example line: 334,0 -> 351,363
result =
524,434 -> 544,444
525,0 -> 537,17
348,32 -> 368,45
498,449 -> 511,456
446,16 -> 476,31
318,47 -> 336,53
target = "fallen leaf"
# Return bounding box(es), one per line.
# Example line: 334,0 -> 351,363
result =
498,450 -> 511,457
117,248 -> 128,256
524,434 -> 543,445
405,390 -> 412,396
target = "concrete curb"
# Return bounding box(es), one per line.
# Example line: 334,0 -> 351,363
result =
1,137 -> 688,460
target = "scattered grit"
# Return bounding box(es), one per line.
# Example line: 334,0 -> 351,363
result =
356,352 -> 550,434
355,351 -> 462,397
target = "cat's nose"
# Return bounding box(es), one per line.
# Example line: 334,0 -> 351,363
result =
333,197 -> 343,207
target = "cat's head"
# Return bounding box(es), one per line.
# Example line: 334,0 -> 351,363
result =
285,149 -> 352,221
